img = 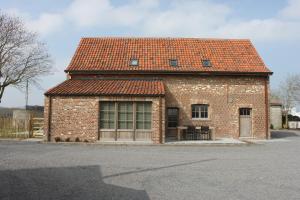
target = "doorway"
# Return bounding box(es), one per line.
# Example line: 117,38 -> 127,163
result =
239,108 -> 252,137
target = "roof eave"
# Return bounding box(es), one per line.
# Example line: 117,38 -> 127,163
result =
65,70 -> 273,76
44,93 -> 165,97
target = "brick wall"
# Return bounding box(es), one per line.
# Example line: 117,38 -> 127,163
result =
45,74 -> 269,142
162,75 -> 269,139
44,96 -> 99,142
44,96 -> 164,143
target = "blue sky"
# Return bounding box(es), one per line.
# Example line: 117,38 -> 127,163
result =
1,0 -> 300,107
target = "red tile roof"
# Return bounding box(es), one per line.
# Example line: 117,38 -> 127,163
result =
66,37 -> 271,74
45,79 -> 165,96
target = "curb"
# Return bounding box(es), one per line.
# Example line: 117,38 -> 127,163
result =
41,141 -> 251,147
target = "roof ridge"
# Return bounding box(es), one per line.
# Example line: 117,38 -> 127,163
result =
72,77 -> 163,81
81,36 -> 251,41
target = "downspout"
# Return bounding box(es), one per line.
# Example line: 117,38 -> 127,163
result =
159,96 -> 163,144
47,96 -> 52,142
264,77 -> 270,139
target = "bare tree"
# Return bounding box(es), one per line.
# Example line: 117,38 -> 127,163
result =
0,11 -> 52,103
277,74 -> 300,128
294,77 -> 300,103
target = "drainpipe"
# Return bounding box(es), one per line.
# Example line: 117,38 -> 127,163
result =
47,96 -> 52,142
159,96 -> 163,144
264,77 -> 270,139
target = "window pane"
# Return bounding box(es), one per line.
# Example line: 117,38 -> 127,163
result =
127,103 -> 133,111
109,112 -> 115,121
102,121 -> 109,129
167,108 -> 178,128
136,112 -> 143,121
145,113 -> 151,121
127,121 -> 133,129
137,103 -> 144,112
118,121 -> 126,129
136,121 -> 143,129
145,122 -> 151,129
127,113 -> 133,120
119,113 -> 126,120
100,103 -> 107,110
108,121 -> 114,129
100,111 -> 107,120
168,122 -> 177,128
118,103 -> 126,111
101,102 -> 114,111
144,103 -> 152,112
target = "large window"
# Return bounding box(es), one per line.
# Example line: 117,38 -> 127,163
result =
136,102 -> 152,129
118,102 -> 133,129
100,102 -> 152,130
192,104 -> 209,119
167,108 -> 179,128
100,102 -> 115,129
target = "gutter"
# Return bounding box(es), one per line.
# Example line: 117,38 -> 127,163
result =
65,70 -> 273,76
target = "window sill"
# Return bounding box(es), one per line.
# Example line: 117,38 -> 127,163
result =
100,129 -> 152,131
191,118 -> 211,121
136,129 -> 152,132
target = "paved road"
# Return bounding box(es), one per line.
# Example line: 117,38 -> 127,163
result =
0,130 -> 300,200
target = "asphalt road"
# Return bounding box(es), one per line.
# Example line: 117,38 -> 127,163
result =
0,130 -> 300,200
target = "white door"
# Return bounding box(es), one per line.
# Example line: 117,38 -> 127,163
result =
239,108 -> 252,137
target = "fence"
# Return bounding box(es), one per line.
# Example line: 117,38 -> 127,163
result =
31,118 -> 44,137
0,117 -> 44,138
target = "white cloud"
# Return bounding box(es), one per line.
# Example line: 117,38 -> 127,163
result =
3,0 -> 300,42
26,13 -> 64,35
280,0 -> 300,20
65,0 -> 112,27
217,19 -> 300,41
3,8 -> 63,36
141,0 -> 230,37
65,0 -> 160,27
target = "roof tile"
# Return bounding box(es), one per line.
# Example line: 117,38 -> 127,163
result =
45,79 -> 165,96
66,37 -> 271,73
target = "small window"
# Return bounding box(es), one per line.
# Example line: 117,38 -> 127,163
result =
192,104 -> 209,119
130,59 -> 139,66
239,108 -> 251,116
202,59 -> 211,67
169,59 -> 178,67
167,108 -> 179,128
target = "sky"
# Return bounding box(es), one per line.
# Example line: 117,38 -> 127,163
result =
0,0 -> 300,108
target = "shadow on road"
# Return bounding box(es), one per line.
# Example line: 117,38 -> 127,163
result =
271,130 -> 300,139
103,158 -> 216,179
0,165 -> 149,200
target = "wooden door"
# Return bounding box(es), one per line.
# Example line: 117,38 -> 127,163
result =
239,108 -> 252,137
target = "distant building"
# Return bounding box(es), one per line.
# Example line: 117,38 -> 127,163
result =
270,98 -> 282,129
288,114 -> 300,129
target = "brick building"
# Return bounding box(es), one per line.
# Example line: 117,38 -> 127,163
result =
45,38 -> 272,143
